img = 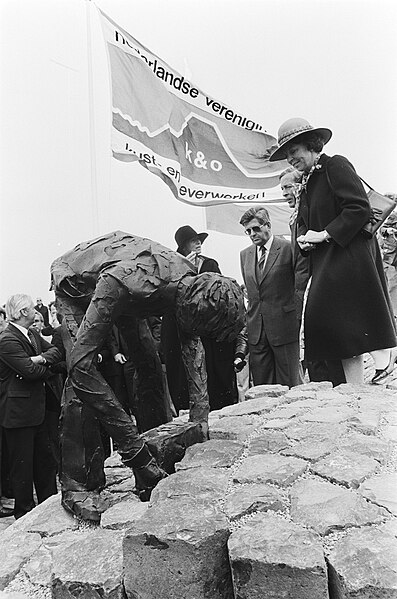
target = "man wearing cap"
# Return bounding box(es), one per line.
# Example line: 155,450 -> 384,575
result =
162,225 -> 242,411
240,207 -> 302,388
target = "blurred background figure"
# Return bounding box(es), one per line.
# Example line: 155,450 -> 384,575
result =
34,297 -> 50,327
379,207 -> 397,320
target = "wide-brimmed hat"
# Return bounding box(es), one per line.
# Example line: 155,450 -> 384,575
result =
175,225 -> 208,252
269,117 -> 332,162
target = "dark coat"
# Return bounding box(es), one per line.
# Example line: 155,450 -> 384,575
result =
298,153 -> 396,360
240,236 -> 299,346
0,325 -> 62,428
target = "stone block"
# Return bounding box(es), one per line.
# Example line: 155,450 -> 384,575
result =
104,466 -> 132,488
311,449 -> 379,488
348,411 -> 381,435
52,528 -> 125,598
284,421 -> 347,441
302,405 -> 356,424
281,437 -> 337,461
290,478 -> 387,535
228,512 -> 328,599
209,415 -> 262,442
245,384 -> 288,399
359,473 -> 397,515
212,396 -> 282,418
141,420 -> 204,473
224,483 -> 285,520
175,439 -> 243,471
123,497 -> 232,599
150,466 -> 229,504
327,526 -> 397,598
0,531 -> 42,590
248,430 -> 290,455
338,433 -> 392,464
233,453 -> 307,486
101,499 -> 149,530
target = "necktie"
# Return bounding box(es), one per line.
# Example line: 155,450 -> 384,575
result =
258,246 -> 267,268
28,329 -> 39,354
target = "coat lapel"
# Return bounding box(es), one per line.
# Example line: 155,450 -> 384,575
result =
245,245 -> 258,287
7,323 -> 36,355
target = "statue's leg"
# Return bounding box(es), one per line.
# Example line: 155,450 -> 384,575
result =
118,316 -> 171,433
56,276 -> 167,519
179,332 -> 210,440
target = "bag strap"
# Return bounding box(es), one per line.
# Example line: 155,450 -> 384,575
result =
325,162 -> 374,193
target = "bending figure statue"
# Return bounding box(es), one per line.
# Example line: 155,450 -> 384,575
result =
51,231 -> 244,521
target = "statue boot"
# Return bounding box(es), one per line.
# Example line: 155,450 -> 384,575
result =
61,490 -> 109,523
124,445 -> 168,502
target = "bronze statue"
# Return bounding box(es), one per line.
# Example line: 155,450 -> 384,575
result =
51,231 -> 244,521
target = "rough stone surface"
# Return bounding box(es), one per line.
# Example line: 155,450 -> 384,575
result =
233,454 -> 307,486
302,404 -> 356,424
224,483 -> 285,521
284,421 -> 348,441
327,526 -> 397,598
104,466 -> 131,488
290,478 -> 388,535
150,466 -> 229,504
209,415 -> 262,441
6,494 -> 79,538
348,411 -> 381,435
228,512 -> 329,599
359,473 -> 397,515
101,499 -> 149,530
245,384 -> 288,399
282,437 -> 337,461
248,431 -> 290,455
338,433 -> 392,464
141,420 -> 204,473
0,532 -> 42,590
123,497 -> 232,599
175,439 -> 243,471
52,528 -> 125,599
311,449 -> 380,488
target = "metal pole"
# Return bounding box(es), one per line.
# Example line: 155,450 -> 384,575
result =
85,0 -> 99,236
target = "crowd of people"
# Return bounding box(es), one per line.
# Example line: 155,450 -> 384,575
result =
0,117 -> 396,521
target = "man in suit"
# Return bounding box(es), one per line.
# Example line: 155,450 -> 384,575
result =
240,206 -> 301,387
34,297 -> 50,327
0,294 -> 62,518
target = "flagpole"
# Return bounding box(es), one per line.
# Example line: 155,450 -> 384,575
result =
85,0 -> 99,237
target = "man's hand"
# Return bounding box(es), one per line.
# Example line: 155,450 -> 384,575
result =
30,355 -> 46,365
114,353 -> 127,364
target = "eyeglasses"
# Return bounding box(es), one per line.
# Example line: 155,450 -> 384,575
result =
244,224 -> 268,235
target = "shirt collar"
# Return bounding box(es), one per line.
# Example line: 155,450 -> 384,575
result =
9,321 -> 30,339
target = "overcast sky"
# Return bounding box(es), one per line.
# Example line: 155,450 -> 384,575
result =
1,0 -> 396,304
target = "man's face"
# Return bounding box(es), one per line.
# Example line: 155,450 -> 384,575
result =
36,298 -> 42,307
280,173 -> 299,208
22,302 -> 37,327
244,217 -> 271,247
31,312 -> 44,332
185,237 -> 202,255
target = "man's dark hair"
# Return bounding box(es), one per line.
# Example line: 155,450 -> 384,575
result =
240,206 -> 271,228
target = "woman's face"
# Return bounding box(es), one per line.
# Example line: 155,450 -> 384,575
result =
286,143 -> 318,173
183,237 -> 202,256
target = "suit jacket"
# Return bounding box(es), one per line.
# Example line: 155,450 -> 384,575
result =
0,324 -> 61,428
240,236 -> 299,347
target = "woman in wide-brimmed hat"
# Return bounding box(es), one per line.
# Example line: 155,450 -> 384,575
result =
270,117 -> 397,384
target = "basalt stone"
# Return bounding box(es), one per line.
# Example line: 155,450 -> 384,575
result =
248,430 -> 290,455
123,497 -> 232,599
224,483 -> 285,520
22,545 -> 52,587
0,531 -> 42,590
101,499 -> 149,530
0,593 -> 29,599
281,437 -> 337,461
302,405 -> 356,424
104,466 -> 132,488
267,403 -> 309,420
357,395 -> 396,414
175,439 -> 243,471
359,473 -> 397,515
284,421 -> 347,441
105,476 -> 136,494
150,466 -> 229,504
283,388 -> 317,402
245,384 -> 288,399
311,449 -> 379,489
338,433 -> 392,464
141,420 -> 204,473
348,411 -> 381,435
383,425 -> 397,442
104,452 -> 123,468
233,454 -> 307,486
327,526 -> 397,598
52,528 -> 125,599
228,512 -> 328,599
212,396 -> 282,418
290,478 -> 387,535
261,418 -> 291,430
209,415 -> 262,442
2,494 -> 78,538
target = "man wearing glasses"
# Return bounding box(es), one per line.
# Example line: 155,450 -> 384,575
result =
239,206 -> 301,387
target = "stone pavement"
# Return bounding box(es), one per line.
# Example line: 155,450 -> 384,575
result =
0,377 -> 396,598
